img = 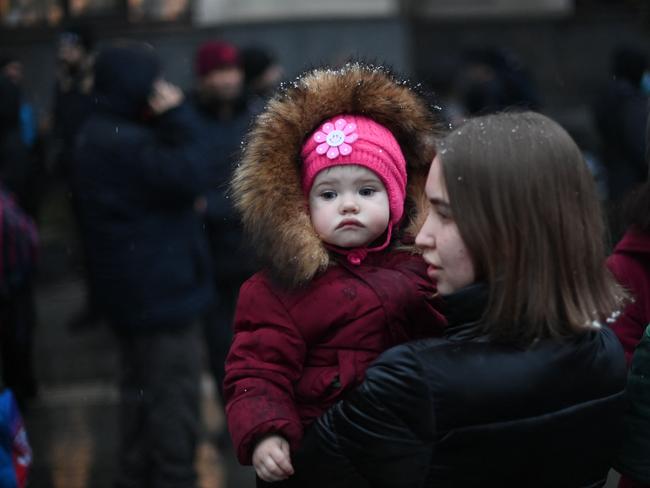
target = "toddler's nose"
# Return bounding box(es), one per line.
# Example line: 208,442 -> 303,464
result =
340,196 -> 360,213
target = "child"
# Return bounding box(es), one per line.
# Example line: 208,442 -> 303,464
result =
224,63 -> 446,483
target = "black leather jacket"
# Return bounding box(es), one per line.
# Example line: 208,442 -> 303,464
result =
289,284 -> 627,488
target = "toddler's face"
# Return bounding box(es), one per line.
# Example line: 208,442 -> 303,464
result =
309,165 -> 390,249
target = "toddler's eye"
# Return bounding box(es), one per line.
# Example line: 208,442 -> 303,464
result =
321,190 -> 337,200
359,187 -> 376,197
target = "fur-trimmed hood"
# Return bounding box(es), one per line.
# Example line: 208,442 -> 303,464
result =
231,63 -> 443,287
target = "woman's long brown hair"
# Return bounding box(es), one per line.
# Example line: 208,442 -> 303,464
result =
439,111 -> 627,345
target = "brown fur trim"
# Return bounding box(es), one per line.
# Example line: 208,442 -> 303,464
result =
232,62 -> 444,287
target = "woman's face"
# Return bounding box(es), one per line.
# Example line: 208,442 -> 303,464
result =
415,156 -> 475,295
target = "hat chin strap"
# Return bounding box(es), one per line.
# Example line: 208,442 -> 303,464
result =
326,224 -> 393,266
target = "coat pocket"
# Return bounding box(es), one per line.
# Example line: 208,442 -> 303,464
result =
294,349 -> 358,404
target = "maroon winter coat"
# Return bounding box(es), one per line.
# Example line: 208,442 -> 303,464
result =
224,250 -> 445,464
607,228 -> 650,366
224,64 -> 446,466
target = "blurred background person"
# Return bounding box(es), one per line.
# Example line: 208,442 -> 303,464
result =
0,373 -> 32,488
0,69 -> 34,210
0,55 -> 37,151
453,46 -> 541,117
50,22 -> 102,332
593,44 -> 649,240
191,39 -> 257,450
607,111 -> 650,488
241,45 -> 284,114
417,54 -> 464,129
0,73 -> 40,410
0,54 -> 47,220
51,22 -> 95,182
193,40 -> 249,124
74,42 -> 220,488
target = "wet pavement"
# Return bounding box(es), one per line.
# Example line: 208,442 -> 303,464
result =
21,186 -> 256,488
25,277 -> 256,488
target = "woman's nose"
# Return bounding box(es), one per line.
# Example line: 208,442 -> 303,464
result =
415,214 -> 436,249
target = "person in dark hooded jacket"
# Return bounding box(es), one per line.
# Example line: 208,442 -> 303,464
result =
74,42 -> 219,488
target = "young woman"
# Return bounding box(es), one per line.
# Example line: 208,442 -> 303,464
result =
285,111 -> 628,488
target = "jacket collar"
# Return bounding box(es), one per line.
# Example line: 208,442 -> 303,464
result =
441,283 -> 488,340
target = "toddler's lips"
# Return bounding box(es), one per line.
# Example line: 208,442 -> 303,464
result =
337,219 -> 363,229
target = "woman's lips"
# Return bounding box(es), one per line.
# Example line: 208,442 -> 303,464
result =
427,264 -> 442,280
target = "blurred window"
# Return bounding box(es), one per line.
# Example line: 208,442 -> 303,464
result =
127,0 -> 190,22
0,0 -> 191,27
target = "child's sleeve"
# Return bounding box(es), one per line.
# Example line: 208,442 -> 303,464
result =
607,253 -> 648,367
224,276 -> 307,465
397,254 -> 447,339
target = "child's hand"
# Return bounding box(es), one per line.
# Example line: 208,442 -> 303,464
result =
252,434 -> 294,482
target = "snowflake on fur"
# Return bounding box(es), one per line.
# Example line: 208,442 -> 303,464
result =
313,118 -> 359,159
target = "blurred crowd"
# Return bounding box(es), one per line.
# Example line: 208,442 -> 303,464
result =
0,21 -> 648,488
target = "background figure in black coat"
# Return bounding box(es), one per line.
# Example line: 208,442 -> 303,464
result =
593,44 -> 649,237
191,40 -> 257,436
74,42 -> 219,488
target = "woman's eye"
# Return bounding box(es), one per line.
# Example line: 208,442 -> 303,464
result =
321,191 -> 337,200
359,187 -> 376,197
431,204 -> 452,221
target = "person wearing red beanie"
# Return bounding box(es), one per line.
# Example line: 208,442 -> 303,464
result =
190,39 -> 258,454
194,40 -> 244,119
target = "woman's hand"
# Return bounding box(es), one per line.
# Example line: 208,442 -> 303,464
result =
252,434 -> 294,482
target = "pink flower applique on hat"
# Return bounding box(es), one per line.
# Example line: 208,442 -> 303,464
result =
313,118 -> 359,159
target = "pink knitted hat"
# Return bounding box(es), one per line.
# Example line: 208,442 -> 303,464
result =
301,114 -> 408,264
301,114 -> 407,227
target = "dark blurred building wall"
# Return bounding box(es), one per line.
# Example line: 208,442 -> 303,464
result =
1,17 -> 410,119
412,16 -> 650,110
2,13 -> 648,126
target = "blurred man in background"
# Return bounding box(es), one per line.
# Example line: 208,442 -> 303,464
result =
75,42 -> 220,488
